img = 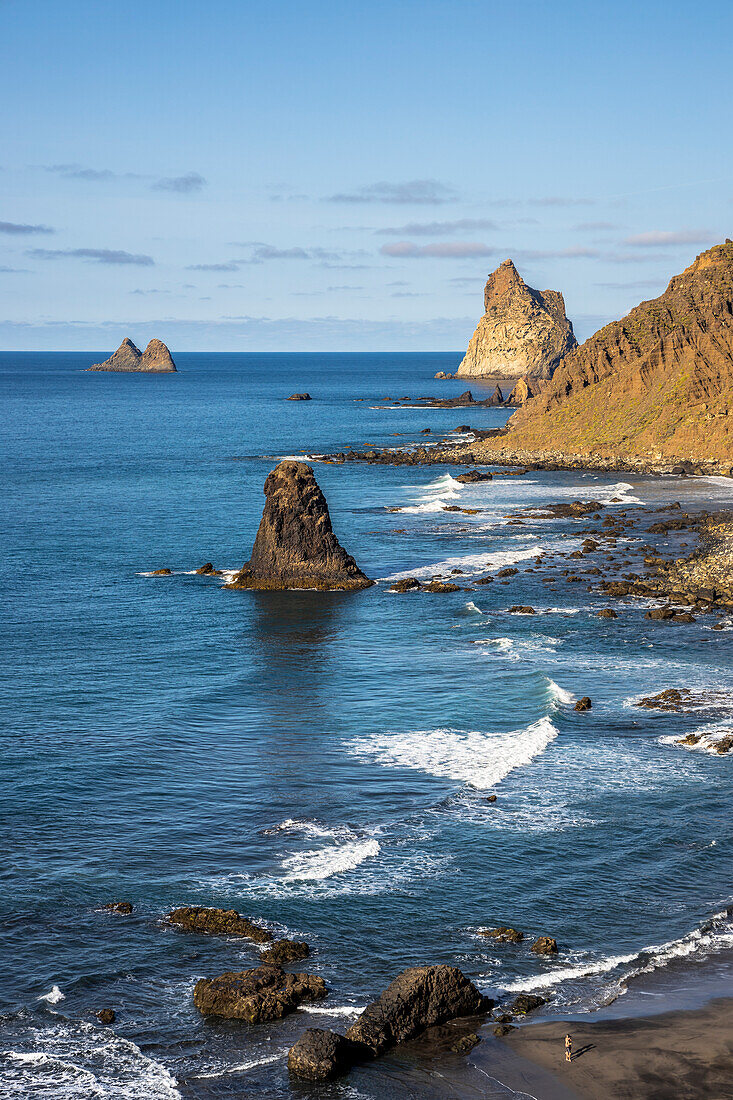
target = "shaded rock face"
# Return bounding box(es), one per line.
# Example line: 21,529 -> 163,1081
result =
193,965 -> 326,1023
456,260 -> 576,379
500,241 -> 733,464
226,461 -> 373,591
507,375 -> 540,405
344,965 -> 491,1056
287,966 -> 491,1081
287,1029 -> 362,1081
89,338 -> 177,372
166,906 -> 273,943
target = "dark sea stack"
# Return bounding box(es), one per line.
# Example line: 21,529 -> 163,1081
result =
456,259 -> 576,379
344,965 -> 491,1056
288,1028 -> 362,1081
225,461 -> 373,591
193,965 -> 327,1023
166,905 -> 273,942
89,337 -> 176,372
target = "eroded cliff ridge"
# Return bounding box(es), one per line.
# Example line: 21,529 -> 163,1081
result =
455,259 -> 576,379
226,461 -> 372,591
487,241 -> 733,466
90,338 -> 177,372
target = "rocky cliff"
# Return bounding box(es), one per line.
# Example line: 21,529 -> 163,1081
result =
89,338 -> 177,372
226,461 -> 373,591
481,241 -> 733,467
456,259 -> 576,379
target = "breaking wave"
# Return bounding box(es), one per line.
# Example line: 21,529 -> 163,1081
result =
346,717 -> 559,790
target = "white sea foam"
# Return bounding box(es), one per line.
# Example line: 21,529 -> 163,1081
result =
298,1004 -> 365,1017
464,601 -> 486,615
660,720 -> 733,756
499,951 -> 638,994
0,1019 -> 180,1099
395,473 -> 464,514
37,986 -> 65,1004
280,839 -> 381,880
193,1051 -> 287,1078
475,636 -> 559,662
382,544 -> 550,582
346,717 -> 558,789
545,678 -> 575,707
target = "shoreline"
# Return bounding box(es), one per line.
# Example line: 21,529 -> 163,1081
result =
490,996 -> 733,1099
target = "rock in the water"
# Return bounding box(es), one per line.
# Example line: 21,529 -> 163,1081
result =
530,937 -> 558,955
479,926 -> 523,943
261,939 -> 310,965
166,906 -> 273,943
101,901 -> 133,914
194,965 -> 326,1023
506,605 -> 536,614
597,608 -> 618,619
287,392 -> 312,400
287,1028 -> 362,1081
450,1032 -> 481,1053
150,568 -> 172,576
494,1023 -> 517,1036
89,338 -> 177,372
456,260 -> 576,379
456,469 -> 493,483
389,577 -> 422,593
345,965 -> 492,1056
226,461 -> 373,592
574,697 -> 592,712
507,993 -> 546,1015
195,562 -> 221,576
424,581 -> 461,593
96,1009 -> 116,1025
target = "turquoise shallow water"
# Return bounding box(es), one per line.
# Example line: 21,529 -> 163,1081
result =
1,352 -> 732,1097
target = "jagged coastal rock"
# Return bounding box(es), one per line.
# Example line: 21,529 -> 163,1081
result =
478,241 -> 733,468
226,460 -> 373,591
89,338 -> 177,372
288,965 -> 491,1080
194,965 -> 327,1023
507,374 -> 540,405
456,260 -> 576,379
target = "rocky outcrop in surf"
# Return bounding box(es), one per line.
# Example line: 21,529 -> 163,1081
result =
477,242 -> 733,467
166,906 -> 273,942
456,260 -> 576,379
288,965 -> 491,1080
194,965 -> 326,1023
225,460 -> 373,591
89,338 -> 177,372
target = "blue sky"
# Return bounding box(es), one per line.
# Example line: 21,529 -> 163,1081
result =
1,0 -> 731,350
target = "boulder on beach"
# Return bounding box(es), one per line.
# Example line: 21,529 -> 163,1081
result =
288,966 -> 491,1081
345,965 -> 492,1056
89,338 -> 177,372
166,906 -> 273,943
225,461 -> 373,591
194,965 -> 326,1023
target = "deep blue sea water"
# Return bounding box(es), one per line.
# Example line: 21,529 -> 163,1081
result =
1,352 -> 732,1098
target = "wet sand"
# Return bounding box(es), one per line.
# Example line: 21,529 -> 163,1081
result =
497,997 -> 733,1099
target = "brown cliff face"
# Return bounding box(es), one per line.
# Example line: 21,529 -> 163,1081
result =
498,241 -> 733,464
89,338 -> 177,372
226,461 -> 373,591
456,259 -> 576,379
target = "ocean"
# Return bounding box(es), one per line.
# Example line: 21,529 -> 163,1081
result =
1,351 -> 732,1098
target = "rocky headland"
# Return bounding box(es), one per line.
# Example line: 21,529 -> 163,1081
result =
89,338 -> 177,372
225,460 -> 373,591
455,259 -> 576,379
466,241 -> 733,470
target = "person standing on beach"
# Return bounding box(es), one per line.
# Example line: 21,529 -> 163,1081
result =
565,1034 -> 572,1062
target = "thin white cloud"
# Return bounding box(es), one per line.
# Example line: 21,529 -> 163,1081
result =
376,218 -> 496,236
152,172 -> 207,194
29,248 -> 154,265
380,241 -> 495,258
623,229 -> 716,247
327,179 -> 457,204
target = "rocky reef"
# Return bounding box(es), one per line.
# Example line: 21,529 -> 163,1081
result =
478,241 -> 733,467
89,338 -> 177,372
226,460 -> 373,591
456,259 -> 576,379
194,965 -> 326,1023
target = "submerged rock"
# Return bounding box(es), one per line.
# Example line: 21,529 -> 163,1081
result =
636,688 -> 689,711
574,697 -> 592,712
479,927 -> 523,943
194,965 -> 326,1023
226,461 -> 373,592
166,906 -> 273,943
450,1032 -> 481,1053
101,901 -> 133,914
89,338 -> 177,372
95,1009 -> 116,1025
261,939 -> 310,965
